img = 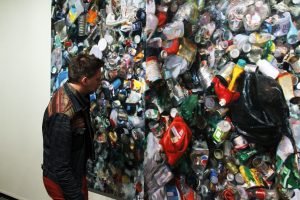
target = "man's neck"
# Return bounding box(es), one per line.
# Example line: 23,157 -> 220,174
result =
68,82 -> 87,96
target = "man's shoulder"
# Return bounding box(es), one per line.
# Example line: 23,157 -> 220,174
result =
47,86 -> 75,118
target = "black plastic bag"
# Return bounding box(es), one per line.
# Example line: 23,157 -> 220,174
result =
230,72 -> 290,147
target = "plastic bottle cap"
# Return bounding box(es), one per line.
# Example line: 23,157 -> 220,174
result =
51,66 -> 58,74
89,45 -> 103,59
230,49 -> 240,59
134,35 -> 141,44
237,59 -> 246,67
170,108 -> 178,118
227,173 -> 234,182
242,43 -> 252,53
160,50 -> 168,59
194,35 -> 201,43
104,34 -> 114,45
219,99 -> 226,106
273,49 -> 281,58
98,38 -> 107,51
78,42 -> 84,48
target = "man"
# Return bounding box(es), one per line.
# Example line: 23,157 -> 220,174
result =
42,54 -> 104,200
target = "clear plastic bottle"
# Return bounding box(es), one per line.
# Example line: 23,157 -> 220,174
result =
162,20 -> 185,40
190,140 -> 209,180
197,60 -> 214,90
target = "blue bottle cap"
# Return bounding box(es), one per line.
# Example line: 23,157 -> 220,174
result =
237,59 -> 246,67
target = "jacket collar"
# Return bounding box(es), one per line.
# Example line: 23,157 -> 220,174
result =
64,82 -> 90,113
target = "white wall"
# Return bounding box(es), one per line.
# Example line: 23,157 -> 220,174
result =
0,1 -> 113,199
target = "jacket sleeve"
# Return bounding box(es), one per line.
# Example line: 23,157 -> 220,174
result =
49,113 -> 84,200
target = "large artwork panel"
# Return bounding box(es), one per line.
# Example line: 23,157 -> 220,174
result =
51,0 -> 145,199
50,0 -> 300,200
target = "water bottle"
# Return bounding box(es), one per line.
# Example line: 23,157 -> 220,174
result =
190,140 -> 209,179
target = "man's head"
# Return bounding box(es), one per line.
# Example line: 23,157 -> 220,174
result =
68,54 -> 104,94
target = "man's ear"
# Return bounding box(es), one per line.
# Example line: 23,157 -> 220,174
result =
80,76 -> 88,85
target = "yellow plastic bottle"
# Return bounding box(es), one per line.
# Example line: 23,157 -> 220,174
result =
228,59 -> 246,91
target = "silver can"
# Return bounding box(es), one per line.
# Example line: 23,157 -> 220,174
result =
78,14 -> 87,37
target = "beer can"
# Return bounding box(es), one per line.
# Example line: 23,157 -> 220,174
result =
234,173 -> 245,185
226,161 -> 239,174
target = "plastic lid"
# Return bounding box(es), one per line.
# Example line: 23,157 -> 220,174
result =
134,35 -> 141,44
51,66 -> 58,74
237,59 -> 246,67
230,49 -> 240,59
170,108 -> 178,118
219,98 -> 226,107
98,38 -> 107,51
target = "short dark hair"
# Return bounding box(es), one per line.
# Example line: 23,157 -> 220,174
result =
68,54 -> 104,83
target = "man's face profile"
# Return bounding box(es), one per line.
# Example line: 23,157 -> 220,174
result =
82,70 -> 102,94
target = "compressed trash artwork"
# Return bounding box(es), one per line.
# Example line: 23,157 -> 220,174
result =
51,0 -> 300,199
144,0 -> 300,200
51,0 -> 146,199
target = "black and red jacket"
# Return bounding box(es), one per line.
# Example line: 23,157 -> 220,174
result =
42,82 -> 95,200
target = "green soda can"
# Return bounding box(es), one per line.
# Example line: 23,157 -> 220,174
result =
212,120 -> 231,144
